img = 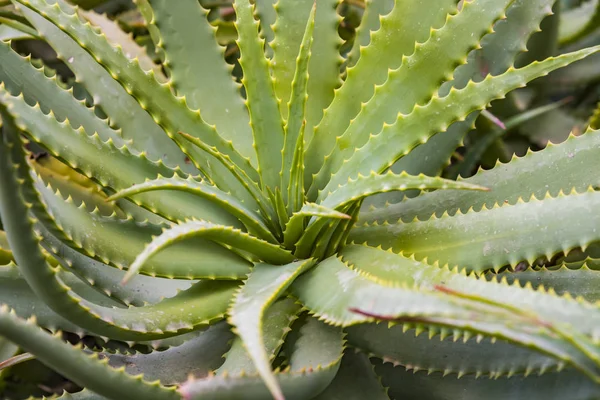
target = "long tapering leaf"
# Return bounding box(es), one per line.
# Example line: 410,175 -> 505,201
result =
382,0 -> 558,208
217,298 -> 301,376
280,3 -> 315,204
107,176 -> 276,243
321,45 -> 600,196
305,0 -> 457,185
15,0 -> 259,186
228,259 -> 315,400
352,189 -> 600,273
234,0 -> 285,191
283,203 -> 350,249
320,171 -> 488,210
362,128 -> 600,224
180,316 -> 344,400
290,254 -> 600,381
0,306 -> 180,400
143,0 -> 255,163
0,111 -> 237,341
124,220 -> 295,283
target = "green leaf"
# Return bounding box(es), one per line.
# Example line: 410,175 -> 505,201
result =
0,40 -> 123,144
0,267 -> 80,332
345,0 -> 394,68
107,175 -> 276,243
375,360 -> 600,400
228,259 -> 315,400
312,0 -> 517,197
216,297 -> 300,376
143,0 -> 255,163
271,0 -> 316,119
0,305 -> 181,400
446,99 -> 572,180
280,3 -> 315,204
31,154 -> 125,217
179,131 -> 278,232
124,220 -> 295,284
12,0 -> 193,175
319,171 -> 488,208
291,254 -> 600,380
362,129 -> 600,224
271,0 -> 341,132
283,203 -> 350,249
180,316 -> 344,400
305,0 -> 457,185
78,8 -> 165,81
311,351 -> 389,400
106,322 -> 234,385
356,0 -> 560,209
491,265 -> 600,303
0,14 -> 38,38
233,0 -> 285,191
321,45 -> 600,195
0,77 -> 241,228
287,127 -> 305,215
311,0 -> 519,197
559,0 -> 600,45
41,230 -> 194,307
254,0 -> 277,57
352,189 -> 600,273
16,0 -> 259,186
0,114 -> 238,341
0,24 -> 32,40
36,180 -> 250,280
347,323 -> 562,378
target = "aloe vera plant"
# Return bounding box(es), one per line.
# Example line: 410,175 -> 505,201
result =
0,0 -> 599,398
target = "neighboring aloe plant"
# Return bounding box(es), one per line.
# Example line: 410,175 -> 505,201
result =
0,0 -> 599,399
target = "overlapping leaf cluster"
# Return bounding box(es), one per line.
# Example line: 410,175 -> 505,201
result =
0,0 -> 599,399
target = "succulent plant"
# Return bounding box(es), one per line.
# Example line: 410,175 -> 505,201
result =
0,0 -> 600,399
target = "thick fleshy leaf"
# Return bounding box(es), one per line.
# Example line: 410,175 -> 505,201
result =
12,0 -> 192,175
280,3 -> 315,205
180,316 -> 344,400
0,86 -> 241,227
0,306 -> 180,400
35,180 -> 250,280
233,0 -> 285,190
347,323 -> 562,378
228,260 -> 315,400
217,297 -> 301,375
106,322 -> 234,385
271,0 -> 341,131
283,203 -> 350,249
107,176 -> 276,243
290,254 -> 600,381
321,45 -> 600,196
385,0 -> 559,197
124,220 -> 294,283
78,9 -> 165,80
311,351 -> 389,400
0,116 -> 237,341
375,360 -> 600,400
310,0 -> 515,197
142,0 -> 255,163
345,0 -> 395,68
304,0 -> 457,185
352,190 -> 600,273
16,0 -> 259,188
362,129 -> 600,224
491,265 -> 600,303
319,171 -> 487,209
559,0 -> 600,45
